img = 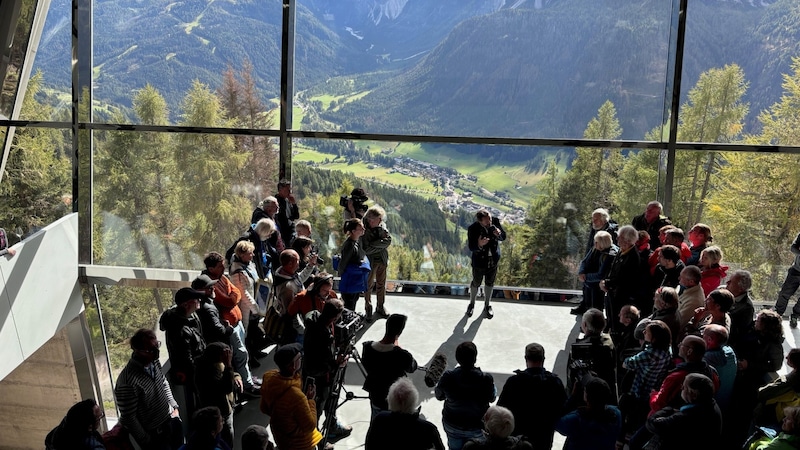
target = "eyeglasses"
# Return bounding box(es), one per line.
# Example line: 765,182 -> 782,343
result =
138,341 -> 161,354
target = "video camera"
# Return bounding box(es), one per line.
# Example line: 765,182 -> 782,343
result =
481,217 -> 502,239
567,342 -> 597,392
310,244 -> 325,265
340,188 -> 368,216
334,308 -> 365,351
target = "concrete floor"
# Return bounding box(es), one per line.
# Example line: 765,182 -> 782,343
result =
234,293 -> 582,450
233,293 -> 800,450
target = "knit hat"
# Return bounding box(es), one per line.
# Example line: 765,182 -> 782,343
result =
274,343 -> 303,369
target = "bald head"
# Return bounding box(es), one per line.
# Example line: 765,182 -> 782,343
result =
680,335 -> 706,362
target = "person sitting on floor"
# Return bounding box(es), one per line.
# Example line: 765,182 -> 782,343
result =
749,406 -> 800,450
240,425 -> 275,450
179,407 -> 231,450
755,349 -> 800,432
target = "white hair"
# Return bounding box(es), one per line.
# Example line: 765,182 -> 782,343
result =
484,406 -> 515,438
254,218 -> 276,240
592,208 -> 610,222
386,378 -> 418,414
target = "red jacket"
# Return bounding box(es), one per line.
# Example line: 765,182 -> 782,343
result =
701,264 -> 729,296
649,361 -> 720,415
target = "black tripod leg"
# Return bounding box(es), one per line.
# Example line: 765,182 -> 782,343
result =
350,348 -> 369,379
320,364 -> 347,446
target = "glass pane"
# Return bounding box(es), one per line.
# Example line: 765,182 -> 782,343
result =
20,0 -> 72,121
94,129 -> 278,268
0,124 -> 71,238
681,2 -> 796,145
87,284 -> 172,419
293,137 -> 661,291
1,0 -> 36,118
295,1 -> 674,140
683,150 -> 800,304
73,1 -> 282,127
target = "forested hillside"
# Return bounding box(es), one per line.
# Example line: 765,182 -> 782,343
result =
320,0 -> 788,140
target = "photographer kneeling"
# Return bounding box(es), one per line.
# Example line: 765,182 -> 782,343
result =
303,298 -> 353,440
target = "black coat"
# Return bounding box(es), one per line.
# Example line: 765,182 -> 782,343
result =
467,218 -> 506,269
497,367 -> 567,448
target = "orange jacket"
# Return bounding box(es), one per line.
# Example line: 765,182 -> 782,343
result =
213,275 -> 242,326
260,370 -> 322,450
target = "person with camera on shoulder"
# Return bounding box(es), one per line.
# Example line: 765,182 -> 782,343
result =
342,188 -> 369,220
467,209 -> 506,319
302,298 -> 353,440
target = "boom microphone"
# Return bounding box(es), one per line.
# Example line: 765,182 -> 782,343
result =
424,352 -> 448,387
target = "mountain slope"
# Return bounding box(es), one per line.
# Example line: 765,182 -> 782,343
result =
319,0 -> 792,139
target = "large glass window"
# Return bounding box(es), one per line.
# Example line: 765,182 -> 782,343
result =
18,0 -> 72,121
293,135 -> 661,290
30,0 -> 284,126
294,1 -> 675,140
94,128 -> 278,268
681,1 -> 800,146
3,0 -> 800,301
0,124 -> 71,239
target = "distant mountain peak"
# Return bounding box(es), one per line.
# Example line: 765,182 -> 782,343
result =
366,0 -> 409,25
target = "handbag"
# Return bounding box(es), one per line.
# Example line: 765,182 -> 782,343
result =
255,278 -> 272,316
262,287 -> 286,343
263,305 -> 285,343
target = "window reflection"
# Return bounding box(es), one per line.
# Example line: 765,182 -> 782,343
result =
295,1 -> 674,139
95,128 -> 278,268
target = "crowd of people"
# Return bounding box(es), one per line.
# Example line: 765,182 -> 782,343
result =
565,201 -> 800,449
43,191 -> 800,450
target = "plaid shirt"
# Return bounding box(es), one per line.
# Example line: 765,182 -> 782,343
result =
624,345 -> 672,399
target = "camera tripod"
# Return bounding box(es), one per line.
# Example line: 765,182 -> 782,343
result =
320,341 -> 368,446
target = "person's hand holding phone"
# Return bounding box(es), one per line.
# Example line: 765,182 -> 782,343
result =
305,376 -> 316,399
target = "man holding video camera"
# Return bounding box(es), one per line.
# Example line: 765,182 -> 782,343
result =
342,188 -> 369,220
467,209 -> 506,319
303,298 -> 353,439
